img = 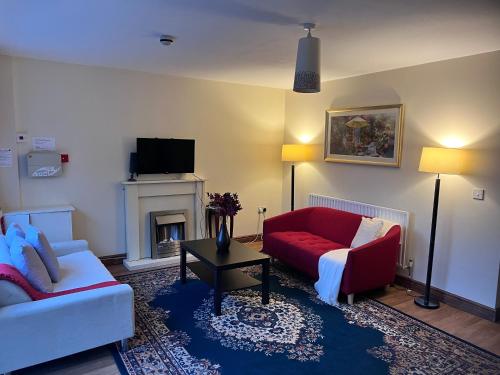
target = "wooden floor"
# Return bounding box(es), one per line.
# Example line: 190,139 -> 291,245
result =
15,241 -> 500,374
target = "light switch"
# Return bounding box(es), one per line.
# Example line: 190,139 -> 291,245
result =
472,188 -> 485,200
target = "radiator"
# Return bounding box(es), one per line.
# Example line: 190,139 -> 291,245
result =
308,194 -> 409,268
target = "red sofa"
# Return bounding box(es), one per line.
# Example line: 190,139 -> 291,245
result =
262,207 -> 401,303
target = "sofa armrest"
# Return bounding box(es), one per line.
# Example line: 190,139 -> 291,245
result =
51,240 -> 89,257
341,226 -> 401,295
263,208 -> 313,236
0,283 -> 134,373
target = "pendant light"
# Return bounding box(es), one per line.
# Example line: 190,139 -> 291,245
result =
293,23 -> 320,93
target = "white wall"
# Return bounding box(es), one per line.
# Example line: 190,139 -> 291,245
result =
1,56 -> 285,256
283,51 -> 500,308
0,55 -> 20,209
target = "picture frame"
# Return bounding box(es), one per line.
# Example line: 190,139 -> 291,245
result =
324,104 -> 404,167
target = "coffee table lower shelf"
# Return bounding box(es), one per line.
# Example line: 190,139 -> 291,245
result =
187,261 -> 262,292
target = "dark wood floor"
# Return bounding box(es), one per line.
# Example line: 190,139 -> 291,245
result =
15,241 -> 500,374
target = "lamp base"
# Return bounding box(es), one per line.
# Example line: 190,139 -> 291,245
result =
414,296 -> 440,309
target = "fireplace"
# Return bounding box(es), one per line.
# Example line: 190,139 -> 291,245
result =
122,178 -> 205,270
150,210 -> 187,259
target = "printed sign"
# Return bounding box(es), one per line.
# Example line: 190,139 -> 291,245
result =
32,137 -> 56,151
0,148 -> 13,167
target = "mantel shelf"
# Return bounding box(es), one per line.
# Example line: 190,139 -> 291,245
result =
121,178 -> 206,186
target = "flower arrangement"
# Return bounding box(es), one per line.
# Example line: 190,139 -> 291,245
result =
207,192 -> 242,217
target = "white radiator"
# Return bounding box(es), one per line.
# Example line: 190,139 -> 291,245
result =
308,194 -> 409,268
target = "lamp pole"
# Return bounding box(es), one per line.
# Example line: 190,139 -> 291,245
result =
415,173 -> 440,309
291,164 -> 295,211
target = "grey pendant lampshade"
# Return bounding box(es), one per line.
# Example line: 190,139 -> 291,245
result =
293,24 -> 320,93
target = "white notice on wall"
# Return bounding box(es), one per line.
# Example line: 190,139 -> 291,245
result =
32,137 -> 56,151
0,148 -> 13,167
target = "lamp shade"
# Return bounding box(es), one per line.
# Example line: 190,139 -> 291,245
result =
293,31 -> 320,93
418,147 -> 465,175
282,144 -> 314,162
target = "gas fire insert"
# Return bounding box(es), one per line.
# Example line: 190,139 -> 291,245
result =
150,210 -> 188,259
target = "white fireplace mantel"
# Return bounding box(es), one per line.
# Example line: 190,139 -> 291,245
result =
122,177 -> 205,270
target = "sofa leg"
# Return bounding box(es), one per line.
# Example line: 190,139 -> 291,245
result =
347,293 -> 354,305
385,284 -> 391,292
119,338 -> 129,352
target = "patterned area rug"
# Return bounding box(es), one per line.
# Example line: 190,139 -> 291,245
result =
113,265 -> 499,374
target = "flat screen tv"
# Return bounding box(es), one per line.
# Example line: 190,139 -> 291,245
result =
136,138 -> 195,174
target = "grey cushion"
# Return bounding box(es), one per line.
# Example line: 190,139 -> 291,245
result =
25,225 -> 60,282
9,236 -> 53,293
5,223 -> 25,247
0,235 -> 13,265
0,280 -> 31,307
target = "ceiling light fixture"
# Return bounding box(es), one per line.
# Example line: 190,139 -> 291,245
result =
160,35 -> 175,46
293,23 -> 320,93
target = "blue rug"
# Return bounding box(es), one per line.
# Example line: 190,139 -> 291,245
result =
114,265 -> 499,374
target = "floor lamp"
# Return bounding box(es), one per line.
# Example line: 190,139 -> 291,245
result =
415,146 -> 465,309
281,144 -> 314,211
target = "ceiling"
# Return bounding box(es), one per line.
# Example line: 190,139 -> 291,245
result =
1,0 -> 499,89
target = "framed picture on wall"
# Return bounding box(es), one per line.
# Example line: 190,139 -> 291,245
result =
324,104 -> 404,167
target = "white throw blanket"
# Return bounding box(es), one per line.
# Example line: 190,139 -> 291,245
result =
314,248 -> 352,306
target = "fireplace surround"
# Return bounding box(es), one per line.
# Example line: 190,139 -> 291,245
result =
122,177 -> 205,270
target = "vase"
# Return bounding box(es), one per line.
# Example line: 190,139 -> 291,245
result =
216,216 -> 230,252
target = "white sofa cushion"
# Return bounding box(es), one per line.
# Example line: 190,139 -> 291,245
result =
51,240 -> 89,257
10,237 -> 54,293
54,250 -> 115,292
0,236 -> 13,265
5,223 -> 25,247
1,235 -> 32,306
25,225 -> 60,282
373,217 -> 398,238
351,217 -> 384,248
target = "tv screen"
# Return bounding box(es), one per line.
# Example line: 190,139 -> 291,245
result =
136,138 -> 195,174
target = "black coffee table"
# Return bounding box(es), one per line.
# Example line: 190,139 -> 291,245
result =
180,239 -> 270,316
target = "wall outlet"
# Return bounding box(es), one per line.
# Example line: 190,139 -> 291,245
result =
257,207 -> 267,214
407,258 -> 414,278
472,188 -> 485,200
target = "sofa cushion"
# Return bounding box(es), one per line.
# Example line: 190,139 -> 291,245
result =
351,217 -> 383,248
9,236 -> 54,293
0,280 -> 32,307
374,217 -> 399,238
265,231 -> 345,279
25,225 -> 60,282
54,250 -> 115,292
5,223 -> 25,247
306,207 -> 362,246
0,236 -> 13,265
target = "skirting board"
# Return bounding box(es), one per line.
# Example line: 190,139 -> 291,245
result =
233,234 -> 260,243
395,275 -> 499,322
100,253 -> 127,266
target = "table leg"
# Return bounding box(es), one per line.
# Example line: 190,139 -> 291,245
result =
262,260 -> 270,305
180,247 -> 186,284
214,269 -> 222,316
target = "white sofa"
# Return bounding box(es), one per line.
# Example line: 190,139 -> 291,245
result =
0,238 -> 134,374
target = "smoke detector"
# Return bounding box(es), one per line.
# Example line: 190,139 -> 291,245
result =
160,35 -> 175,46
